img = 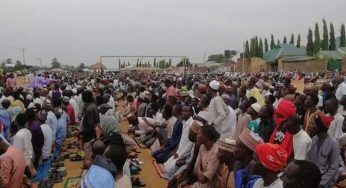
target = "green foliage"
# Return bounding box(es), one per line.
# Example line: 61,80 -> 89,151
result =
341,24 -> 346,47
51,58 -> 61,68
289,34 -> 294,44
314,23 -> 321,54
207,54 -> 225,63
306,28 -> 314,56
329,23 -> 336,50
176,58 -> 191,67
264,38 -> 269,52
297,34 -> 301,48
322,18 -> 329,50
277,39 -> 281,47
283,36 -> 287,44
270,34 -> 275,50
78,63 -> 86,69
258,38 -> 264,58
245,41 -> 250,57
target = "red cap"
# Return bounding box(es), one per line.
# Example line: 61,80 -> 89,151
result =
319,113 -> 334,128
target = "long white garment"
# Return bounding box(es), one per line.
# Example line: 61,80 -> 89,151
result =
163,117 -> 194,179
12,128 -> 34,166
40,123 -> 53,160
220,106 -> 237,139
107,96 -> 115,110
328,113 -> 344,139
69,98 -> 78,122
207,96 -> 230,133
46,111 -> 58,140
293,129 -> 312,160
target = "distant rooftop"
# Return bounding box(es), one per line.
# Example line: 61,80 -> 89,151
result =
263,44 -> 306,62
91,62 -> 107,69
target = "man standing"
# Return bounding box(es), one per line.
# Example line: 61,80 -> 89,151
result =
286,116 -> 312,160
306,113 -> 340,188
44,101 -> 58,142
12,113 -> 34,167
325,97 -> 344,139
221,94 -> 237,139
269,99 -> 296,158
80,90 -> 100,159
0,135 -> 26,188
207,80 -> 230,134
335,76 -> 346,101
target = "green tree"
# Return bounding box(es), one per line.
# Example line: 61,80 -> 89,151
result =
245,40 -> 250,57
283,36 -> 287,44
153,58 -> 157,67
127,62 -> 130,66
139,61 -> 142,67
314,23 -> 321,54
5,58 -> 13,64
264,38 -> 269,52
207,54 -> 225,63
78,63 -> 86,69
136,61 -> 138,67
322,19 -> 329,50
306,28 -> 314,56
277,39 -> 281,47
329,23 -> 336,50
341,24 -> 346,47
168,59 -> 172,67
258,38 -> 264,58
177,58 -> 191,67
15,60 -> 22,70
297,34 -> 301,48
289,34 -> 294,44
270,34 -> 275,50
51,58 -> 61,68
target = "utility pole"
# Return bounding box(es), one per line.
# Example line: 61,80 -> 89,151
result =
38,58 -> 42,67
22,48 -> 26,65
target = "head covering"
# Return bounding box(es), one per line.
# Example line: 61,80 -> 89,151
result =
239,128 -> 263,151
190,120 -> 202,133
218,138 -> 236,152
143,91 -> 151,100
54,107 -> 63,117
250,103 -> 261,113
209,80 -> 220,91
275,100 -> 296,125
318,113 -> 334,128
256,143 -> 288,173
63,96 -> 70,103
138,93 -> 145,100
72,88 -> 78,94
81,165 -> 115,188
256,82 -> 263,89
26,94 -> 33,101
37,110 -> 47,122
43,101 -> 53,110
99,104 -> 112,114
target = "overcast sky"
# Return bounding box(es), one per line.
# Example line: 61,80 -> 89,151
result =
0,0 -> 345,68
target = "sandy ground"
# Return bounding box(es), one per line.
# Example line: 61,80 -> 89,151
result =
52,107 -> 168,188
14,76 -> 305,188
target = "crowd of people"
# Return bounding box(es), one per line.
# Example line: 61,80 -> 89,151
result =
0,70 -> 346,188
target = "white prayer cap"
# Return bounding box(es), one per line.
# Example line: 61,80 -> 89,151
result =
209,80 -> 220,91
251,103 -> 261,113
72,89 -> 77,94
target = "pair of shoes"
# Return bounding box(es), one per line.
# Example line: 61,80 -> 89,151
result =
70,154 -> 83,161
132,177 -> 146,187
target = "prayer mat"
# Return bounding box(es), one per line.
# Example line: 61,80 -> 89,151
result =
153,160 -> 166,178
64,176 -> 81,188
